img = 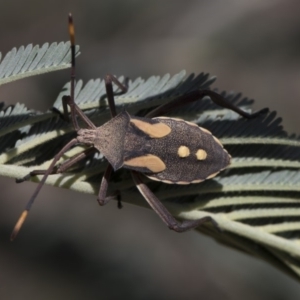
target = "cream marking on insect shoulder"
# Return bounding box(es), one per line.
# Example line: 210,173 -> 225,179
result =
124,154 -> 166,172
130,119 -> 171,138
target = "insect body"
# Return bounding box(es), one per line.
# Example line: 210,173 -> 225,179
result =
78,111 -> 230,184
11,14 -> 268,240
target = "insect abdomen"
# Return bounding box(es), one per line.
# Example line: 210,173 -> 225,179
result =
146,117 -> 230,184
122,116 -> 230,184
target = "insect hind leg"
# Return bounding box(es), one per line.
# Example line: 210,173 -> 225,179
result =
131,171 -> 220,233
146,89 -> 268,119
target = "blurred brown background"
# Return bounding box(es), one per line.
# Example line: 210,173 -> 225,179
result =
1,0 -> 300,299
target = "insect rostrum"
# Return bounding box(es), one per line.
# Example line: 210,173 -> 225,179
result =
11,14 -> 268,240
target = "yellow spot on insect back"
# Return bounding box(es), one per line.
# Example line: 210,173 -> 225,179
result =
178,146 -> 190,158
196,149 -> 207,160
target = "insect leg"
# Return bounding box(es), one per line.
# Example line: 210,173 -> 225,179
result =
97,164 -> 122,208
58,74 -> 128,130
131,171 -> 220,233
105,74 -> 128,118
16,147 -> 97,183
146,89 -> 268,119
60,74 -> 128,128
94,75 -> 128,208
62,95 -> 97,129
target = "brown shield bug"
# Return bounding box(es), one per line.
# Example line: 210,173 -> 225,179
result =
11,14 -> 268,240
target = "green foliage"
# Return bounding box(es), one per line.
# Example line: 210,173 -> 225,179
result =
1,43 -> 300,280
0,42 -> 80,86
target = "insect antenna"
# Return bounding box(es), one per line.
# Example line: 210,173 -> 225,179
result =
10,139 -> 78,241
11,14 -> 79,241
62,13 -> 80,130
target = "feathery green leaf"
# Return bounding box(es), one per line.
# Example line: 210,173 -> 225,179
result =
0,42 -> 80,86
1,68 -> 300,280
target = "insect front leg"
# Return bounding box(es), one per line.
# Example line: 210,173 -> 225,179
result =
97,164 -> 122,209
59,74 -> 128,128
131,171 -> 220,233
104,74 -> 128,118
16,148 -> 96,183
